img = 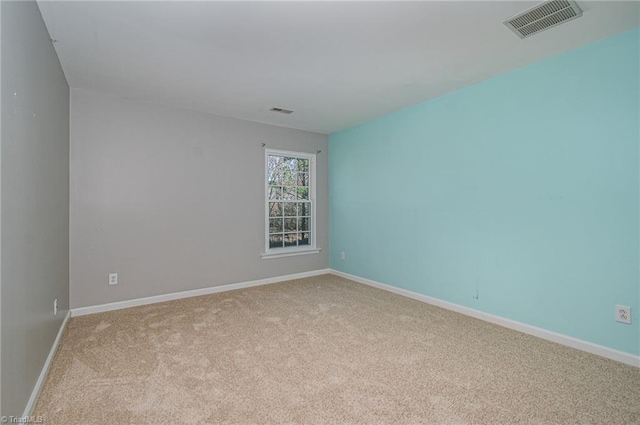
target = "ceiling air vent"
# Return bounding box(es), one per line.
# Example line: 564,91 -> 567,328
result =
270,107 -> 294,115
504,0 -> 582,39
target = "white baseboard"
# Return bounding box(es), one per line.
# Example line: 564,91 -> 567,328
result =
67,267 -> 639,367
23,310 -> 71,417
71,269 -> 332,317
330,269 -> 640,368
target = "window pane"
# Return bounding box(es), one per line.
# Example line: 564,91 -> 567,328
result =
296,187 -> 309,200
283,202 -> 297,217
284,218 -> 297,232
284,233 -> 298,247
297,159 -> 309,172
268,186 -> 283,200
270,173 -> 284,186
282,157 -> 297,186
298,202 -> 310,216
297,172 -> 308,186
299,233 -> 310,246
283,186 -> 296,200
267,156 -> 284,185
298,217 -> 309,232
282,171 -> 296,186
269,234 -> 283,248
269,218 -> 283,233
267,155 -> 277,184
269,202 -> 282,217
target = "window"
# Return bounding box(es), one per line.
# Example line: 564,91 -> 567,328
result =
262,149 -> 320,259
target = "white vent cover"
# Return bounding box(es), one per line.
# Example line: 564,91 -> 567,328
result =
270,107 -> 294,114
504,0 -> 583,39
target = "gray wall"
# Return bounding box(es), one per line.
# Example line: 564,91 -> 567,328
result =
1,1 -> 70,417
70,89 -> 328,308
0,1 -> 3,414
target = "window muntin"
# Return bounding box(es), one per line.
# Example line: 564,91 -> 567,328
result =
265,150 -> 315,254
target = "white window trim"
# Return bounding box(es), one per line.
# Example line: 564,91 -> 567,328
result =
261,148 -> 321,259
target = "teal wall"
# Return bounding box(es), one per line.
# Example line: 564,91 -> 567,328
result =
329,28 -> 640,356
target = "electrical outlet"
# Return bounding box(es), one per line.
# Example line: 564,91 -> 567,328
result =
340,252 -> 345,260
54,298 -> 58,316
616,305 -> 631,324
109,273 -> 118,286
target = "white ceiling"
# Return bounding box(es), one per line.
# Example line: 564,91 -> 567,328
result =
38,1 -> 639,134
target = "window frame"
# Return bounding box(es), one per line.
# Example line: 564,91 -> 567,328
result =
262,148 -> 320,259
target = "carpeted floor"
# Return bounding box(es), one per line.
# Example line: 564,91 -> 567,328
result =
35,274 -> 640,424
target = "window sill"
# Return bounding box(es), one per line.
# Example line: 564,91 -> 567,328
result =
261,247 -> 322,260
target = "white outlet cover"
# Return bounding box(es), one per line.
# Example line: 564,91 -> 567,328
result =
109,273 -> 118,285
616,305 -> 631,324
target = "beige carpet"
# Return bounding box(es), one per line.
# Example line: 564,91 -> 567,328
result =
35,274 -> 640,424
